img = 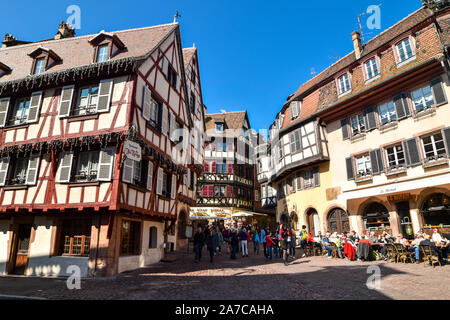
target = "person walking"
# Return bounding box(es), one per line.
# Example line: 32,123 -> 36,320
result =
240,228 -> 249,257
280,225 -> 290,266
290,229 -> 296,258
214,226 -> 224,255
300,225 -> 308,257
205,228 -> 217,263
230,229 -> 239,260
253,228 -> 261,255
194,226 -> 205,263
261,227 -> 267,257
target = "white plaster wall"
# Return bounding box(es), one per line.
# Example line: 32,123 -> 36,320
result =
0,219 -> 12,275
26,217 -> 89,278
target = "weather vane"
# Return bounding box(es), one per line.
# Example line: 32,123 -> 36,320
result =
173,11 -> 181,23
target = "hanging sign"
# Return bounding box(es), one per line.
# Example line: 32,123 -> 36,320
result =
124,140 -> 142,162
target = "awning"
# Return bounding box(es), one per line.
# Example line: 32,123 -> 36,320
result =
190,216 -> 231,220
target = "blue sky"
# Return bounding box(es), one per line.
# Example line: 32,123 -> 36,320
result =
2,0 -> 422,131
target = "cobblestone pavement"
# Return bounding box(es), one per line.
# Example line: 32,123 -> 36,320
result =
1,250 -> 449,300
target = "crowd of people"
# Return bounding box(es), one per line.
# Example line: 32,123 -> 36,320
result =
193,223 -> 449,266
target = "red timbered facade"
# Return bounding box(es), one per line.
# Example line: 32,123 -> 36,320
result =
0,21 -> 204,277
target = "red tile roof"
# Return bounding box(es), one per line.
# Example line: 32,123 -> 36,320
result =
0,23 -> 178,83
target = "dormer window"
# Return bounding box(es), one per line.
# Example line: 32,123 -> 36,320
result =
337,73 -> 351,95
28,47 -> 62,75
34,58 -> 46,75
0,62 -> 12,78
395,37 -> 416,65
89,31 -> 125,63
290,101 -> 301,120
364,57 -> 380,81
97,45 -> 109,63
216,123 -> 224,132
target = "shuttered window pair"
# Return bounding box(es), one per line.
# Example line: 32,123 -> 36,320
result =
295,167 -> 320,190
122,158 -> 153,190
0,155 -> 40,186
161,56 -> 177,89
289,129 -> 302,154
58,79 -> 113,118
155,167 -> 176,199
142,85 -> 161,130
0,92 -> 42,128
57,148 -> 115,183
411,78 -> 447,114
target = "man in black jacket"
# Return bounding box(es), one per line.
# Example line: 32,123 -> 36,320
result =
194,226 -> 205,263
205,228 -> 217,263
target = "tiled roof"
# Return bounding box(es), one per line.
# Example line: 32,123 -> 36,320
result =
285,6 -> 435,105
182,47 -> 196,67
205,111 -> 248,135
0,23 -> 178,83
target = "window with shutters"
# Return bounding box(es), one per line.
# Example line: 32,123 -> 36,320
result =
72,85 -> 99,116
214,185 -> 226,197
395,38 -> 415,64
120,220 -> 141,256
123,158 -> 149,188
9,157 -> 28,186
167,64 -> 178,89
337,73 -> 351,95
350,113 -> 366,136
278,141 -> 284,159
303,170 -> 314,188
364,57 -> 380,81
355,155 -> 372,178
289,130 -> 302,154
74,151 -> 100,182
421,133 -> 447,163
160,170 -> 172,198
216,162 -> 227,173
1,155 -> 40,187
379,101 -> 397,126
61,218 -> 92,256
385,144 -> 406,172
290,101 -> 301,120
7,97 -> 31,126
411,85 -> 434,114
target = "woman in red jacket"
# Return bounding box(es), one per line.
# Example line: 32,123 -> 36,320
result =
266,232 -> 275,260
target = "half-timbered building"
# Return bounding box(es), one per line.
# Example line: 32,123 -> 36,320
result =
0,21 -> 204,277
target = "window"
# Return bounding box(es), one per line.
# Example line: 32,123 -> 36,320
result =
149,227 -> 158,249
303,170 -> 314,188
73,85 -> 99,116
289,130 -> 302,154
421,133 -> 447,162
386,144 -> 406,171
290,101 -> 301,120
214,185 -> 226,197
34,58 -> 46,75
216,141 -> 227,152
411,85 -> 434,113
396,38 -> 415,63
338,73 -> 351,95
217,163 -> 227,173
350,114 -> 366,136
161,171 -> 173,198
365,57 -> 379,80
379,101 -> 397,125
191,71 -> 196,85
278,141 -> 284,159
97,45 -> 109,63
8,97 -> 31,126
10,157 -> 28,186
120,220 -> 141,256
216,123 -> 224,132
61,219 -> 92,256
74,151 -> 99,182
167,65 -> 178,88
190,91 -> 196,113
355,155 -> 372,178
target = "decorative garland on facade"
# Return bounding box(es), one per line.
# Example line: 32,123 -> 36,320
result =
0,57 -> 137,96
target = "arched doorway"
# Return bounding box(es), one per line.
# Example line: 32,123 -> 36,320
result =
363,202 -> 390,232
306,208 -> 320,236
421,193 -> 450,226
290,212 -> 298,230
327,208 -> 349,234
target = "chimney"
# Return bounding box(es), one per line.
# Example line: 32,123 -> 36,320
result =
351,31 -> 363,59
54,21 -> 76,40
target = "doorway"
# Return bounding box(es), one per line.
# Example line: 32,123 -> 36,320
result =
11,224 -> 32,275
396,201 -> 413,239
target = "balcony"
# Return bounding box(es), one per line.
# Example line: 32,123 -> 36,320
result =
198,173 -> 253,187
196,196 -> 253,209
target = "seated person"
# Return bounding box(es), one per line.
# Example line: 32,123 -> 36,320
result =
420,234 -> 446,264
410,233 -> 424,263
432,229 -> 443,244
368,231 -> 378,245
322,233 -> 333,259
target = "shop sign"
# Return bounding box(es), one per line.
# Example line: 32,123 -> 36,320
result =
124,140 -> 142,162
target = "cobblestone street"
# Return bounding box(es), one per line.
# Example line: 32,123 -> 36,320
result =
1,250 -> 449,300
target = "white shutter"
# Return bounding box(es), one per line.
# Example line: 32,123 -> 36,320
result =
162,56 -> 169,78
122,158 -> 134,183
57,152 -> 73,183
147,161 -> 154,191
27,91 -> 43,123
156,167 -> 163,195
171,174 -> 176,199
169,112 -> 176,141
162,105 -> 168,136
0,157 -> 10,186
26,155 -> 40,185
58,86 -> 74,118
142,86 -> 151,121
98,148 -> 115,181
97,79 -> 113,113
0,98 -> 11,128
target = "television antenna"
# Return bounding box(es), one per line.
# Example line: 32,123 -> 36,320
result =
357,3 -> 382,44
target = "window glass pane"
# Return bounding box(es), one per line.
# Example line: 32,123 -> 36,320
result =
34,58 -> 45,74
97,45 -> 108,62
